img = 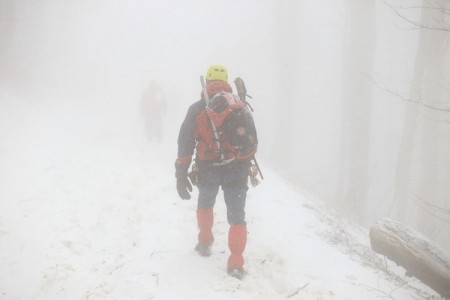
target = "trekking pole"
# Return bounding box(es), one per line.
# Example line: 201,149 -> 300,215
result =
200,75 -> 224,161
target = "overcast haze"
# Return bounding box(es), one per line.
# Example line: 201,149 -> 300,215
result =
1,0 -> 450,298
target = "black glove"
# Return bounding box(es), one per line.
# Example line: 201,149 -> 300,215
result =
177,175 -> 192,200
175,159 -> 192,200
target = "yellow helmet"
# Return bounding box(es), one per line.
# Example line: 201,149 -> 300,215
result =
206,65 -> 228,82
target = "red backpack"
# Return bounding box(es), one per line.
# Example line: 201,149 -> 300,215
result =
206,92 -> 258,160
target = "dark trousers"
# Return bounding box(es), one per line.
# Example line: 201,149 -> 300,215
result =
197,160 -> 249,225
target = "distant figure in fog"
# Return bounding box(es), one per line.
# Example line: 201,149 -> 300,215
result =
140,80 -> 166,143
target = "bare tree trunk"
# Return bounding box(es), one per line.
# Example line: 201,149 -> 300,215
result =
391,4 -> 428,223
391,1 -> 450,231
415,0 -> 450,238
270,1 -> 301,170
0,0 -> 15,82
337,0 -> 376,220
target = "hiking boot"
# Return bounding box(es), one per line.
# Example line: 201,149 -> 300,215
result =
195,243 -> 212,257
227,267 -> 244,280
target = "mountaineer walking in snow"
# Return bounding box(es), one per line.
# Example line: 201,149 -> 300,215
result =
175,65 -> 258,279
140,80 -> 166,143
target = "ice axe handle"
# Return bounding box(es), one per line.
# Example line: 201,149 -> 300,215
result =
252,156 -> 264,180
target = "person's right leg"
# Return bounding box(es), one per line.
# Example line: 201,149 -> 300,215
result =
196,182 -> 219,256
223,177 -> 248,278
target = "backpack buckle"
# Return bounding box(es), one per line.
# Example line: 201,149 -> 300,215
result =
212,157 -> 235,166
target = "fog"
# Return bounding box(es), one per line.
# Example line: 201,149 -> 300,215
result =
1,0 -> 450,256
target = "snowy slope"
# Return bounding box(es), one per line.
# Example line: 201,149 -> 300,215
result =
0,92 -> 441,300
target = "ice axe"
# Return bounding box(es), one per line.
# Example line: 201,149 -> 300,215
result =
234,77 -> 264,182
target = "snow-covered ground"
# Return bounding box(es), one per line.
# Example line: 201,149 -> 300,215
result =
0,91 -> 442,299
